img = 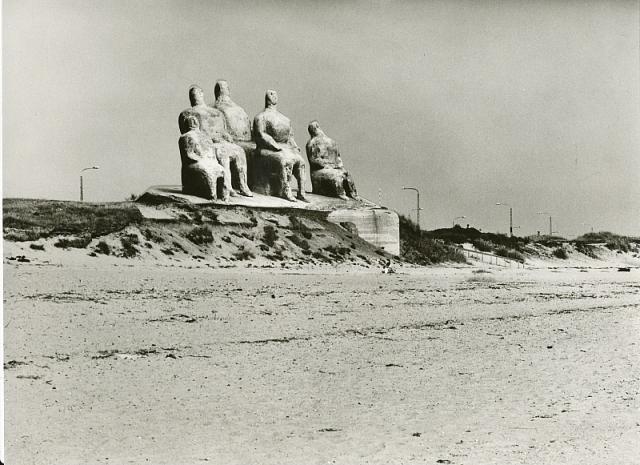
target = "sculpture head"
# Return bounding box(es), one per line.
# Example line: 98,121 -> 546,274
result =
308,120 -> 322,137
214,80 -> 230,100
184,114 -> 200,131
188,85 -> 205,107
265,89 -> 278,107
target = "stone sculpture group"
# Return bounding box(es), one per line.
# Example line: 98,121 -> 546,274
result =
178,80 -> 358,202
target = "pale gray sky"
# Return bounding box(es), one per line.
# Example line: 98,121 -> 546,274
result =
3,0 -> 639,236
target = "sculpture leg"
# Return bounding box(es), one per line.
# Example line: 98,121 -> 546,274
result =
282,163 -> 296,202
293,160 -> 309,202
343,172 -> 359,200
231,152 -> 253,197
215,149 -> 232,200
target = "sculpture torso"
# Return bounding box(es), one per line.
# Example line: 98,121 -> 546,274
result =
307,133 -> 342,170
255,108 -> 294,147
179,128 -> 217,165
215,97 -> 252,142
179,104 -> 228,142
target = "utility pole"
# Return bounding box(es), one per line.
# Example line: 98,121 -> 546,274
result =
496,202 -> 513,237
537,211 -> 553,236
402,186 -> 422,229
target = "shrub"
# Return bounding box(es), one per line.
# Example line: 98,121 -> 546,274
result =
54,236 -> 92,249
262,225 -> 278,247
552,247 -> 568,259
575,242 -> 597,258
324,245 -> 352,256
289,215 -> 314,239
120,236 -> 139,257
3,199 -> 142,241
494,246 -> 525,263
95,241 -> 111,255
123,233 -> 139,244
400,237 -> 466,265
472,239 -> 494,253
142,228 -> 164,243
186,226 -> 214,245
287,234 -> 310,250
29,243 -> 45,251
233,248 -> 256,260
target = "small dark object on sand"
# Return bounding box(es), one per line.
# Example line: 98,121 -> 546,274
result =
382,259 -> 395,274
618,267 -> 631,272
412,432 -> 422,437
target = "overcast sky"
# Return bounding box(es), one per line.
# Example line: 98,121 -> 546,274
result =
3,0 -> 639,236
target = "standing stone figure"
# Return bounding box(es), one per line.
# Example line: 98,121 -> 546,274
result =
178,114 -> 226,200
305,120 -> 359,200
178,85 -> 252,197
253,90 -> 308,202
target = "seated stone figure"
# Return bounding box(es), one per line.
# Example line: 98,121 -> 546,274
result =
214,80 -> 253,145
305,120 -> 358,200
178,85 -> 252,197
213,80 -> 260,187
178,114 -> 226,200
253,90 -> 308,202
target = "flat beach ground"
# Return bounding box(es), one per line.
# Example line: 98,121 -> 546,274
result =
4,261 -> 640,464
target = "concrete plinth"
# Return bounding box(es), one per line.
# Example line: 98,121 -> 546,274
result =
137,185 -> 400,255
327,209 -> 400,256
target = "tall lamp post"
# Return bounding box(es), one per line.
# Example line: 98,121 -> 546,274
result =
453,215 -> 466,227
537,211 -> 553,236
80,166 -> 100,201
402,186 -> 422,229
495,202 -> 513,237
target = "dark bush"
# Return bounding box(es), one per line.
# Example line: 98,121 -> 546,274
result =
399,216 -> 466,265
120,236 -> 139,257
186,226 -> 214,245
29,243 -> 45,251
552,247 -> 568,259
575,242 -> 598,258
494,246 -> 525,262
472,238 -> 494,252
54,236 -> 92,249
233,248 -> 256,260
95,241 -> 111,255
262,225 -> 278,247
142,228 -> 164,243
287,234 -> 310,250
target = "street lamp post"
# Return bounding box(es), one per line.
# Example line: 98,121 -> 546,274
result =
453,216 -> 466,227
537,211 -> 553,236
80,166 -> 100,201
402,186 -> 422,229
495,202 -> 513,237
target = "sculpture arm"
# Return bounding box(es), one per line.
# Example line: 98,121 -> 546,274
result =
219,115 -> 235,142
254,115 -> 281,151
179,135 -> 201,163
335,147 -> 344,169
288,127 -> 301,152
306,143 -> 328,170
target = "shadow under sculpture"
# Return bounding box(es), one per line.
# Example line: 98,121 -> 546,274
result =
178,85 -> 252,198
178,114 -> 225,200
252,90 -> 308,202
306,120 -> 359,200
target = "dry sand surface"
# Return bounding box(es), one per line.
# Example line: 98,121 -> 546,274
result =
4,259 -> 640,464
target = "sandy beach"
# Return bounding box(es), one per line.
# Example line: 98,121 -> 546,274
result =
4,258 -> 639,464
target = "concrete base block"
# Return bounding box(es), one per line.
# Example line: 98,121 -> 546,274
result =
327,209 -> 400,256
